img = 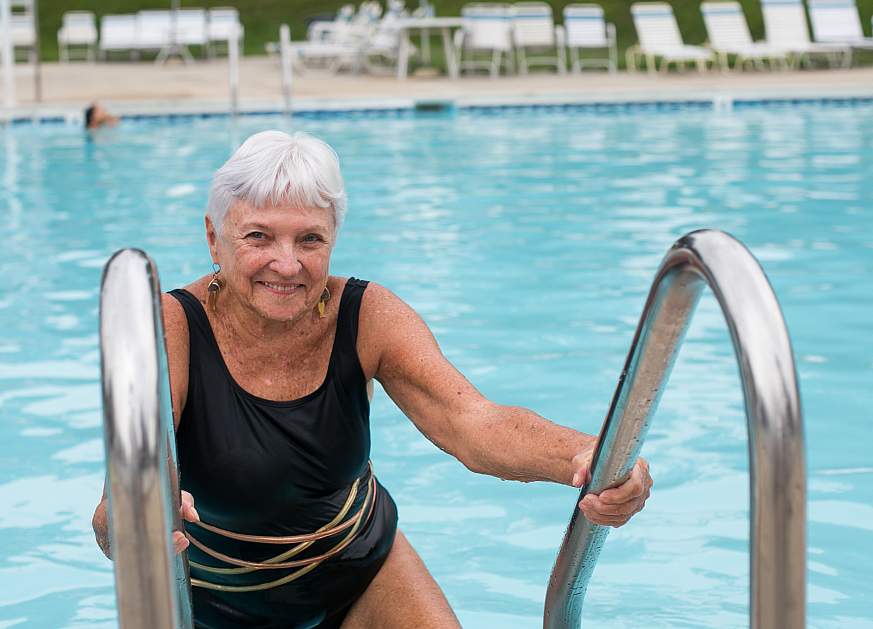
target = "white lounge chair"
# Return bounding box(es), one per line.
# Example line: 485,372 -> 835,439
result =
10,13 -> 36,62
629,3 -> 714,73
207,7 -> 245,57
266,4 -> 369,73
175,9 -> 208,51
99,15 -> 139,60
562,4 -> 617,73
289,10 -> 370,74
808,0 -> 873,67
136,10 -> 172,53
701,1 -> 790,70
362,0 -> 416,75
58,11 -> 98,62
139,9 -> 204,63
456,3 -> 515,77
511,2 -> 566,74
760,0 -> 849,68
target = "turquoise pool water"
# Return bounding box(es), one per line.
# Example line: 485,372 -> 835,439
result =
0,104 -> 871,628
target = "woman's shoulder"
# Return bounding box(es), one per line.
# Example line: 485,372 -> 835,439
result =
161,281 -> 203,424
358,281 -> 406,313
171,277 -> 211,303
357,282 -> 427,343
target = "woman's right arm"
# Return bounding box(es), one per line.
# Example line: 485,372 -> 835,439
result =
92,293 -> 190,559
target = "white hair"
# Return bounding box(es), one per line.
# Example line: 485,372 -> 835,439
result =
207,130 -> 347,232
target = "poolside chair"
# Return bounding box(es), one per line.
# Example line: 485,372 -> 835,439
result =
511,2 -> 566,74
808,0 -> 873,67
288,7 -> 371,74
99,15 -> 140,60
760,0 -> 849,68
629,3 -> 715,73
9,13 -> 36,63
58,11 -> 98,62
207,8 -> 245,58
362,0 -> 417,75
455,3 -> 515,77
174,9 -> 208,58
701,1 -> 790,70
562,4 -> 617,73
136,11 -> 173,54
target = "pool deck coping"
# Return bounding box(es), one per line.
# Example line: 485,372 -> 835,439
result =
3,61 -> 873,123
8,89 -> 873,125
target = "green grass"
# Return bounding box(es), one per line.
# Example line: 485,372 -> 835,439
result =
33,0 -> 873,65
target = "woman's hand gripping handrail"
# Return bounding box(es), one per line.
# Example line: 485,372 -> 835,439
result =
544,230 -> 806,629
100,249 -> 194,629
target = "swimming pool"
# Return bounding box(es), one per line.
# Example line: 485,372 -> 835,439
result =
0,102 -> 871,628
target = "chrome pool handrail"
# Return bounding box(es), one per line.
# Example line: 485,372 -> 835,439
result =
544,230 -> 806,629
99,249 -> 193,629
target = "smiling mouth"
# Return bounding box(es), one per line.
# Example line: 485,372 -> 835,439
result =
258,281 -> 303,295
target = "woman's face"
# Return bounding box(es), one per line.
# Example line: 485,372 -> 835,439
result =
206,200 -> 336,323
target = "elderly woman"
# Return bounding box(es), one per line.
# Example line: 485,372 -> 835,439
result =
92,130 -> 652,628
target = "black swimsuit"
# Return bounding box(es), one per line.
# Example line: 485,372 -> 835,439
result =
169,279 -> 398,629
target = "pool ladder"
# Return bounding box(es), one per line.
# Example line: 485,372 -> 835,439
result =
99,250 -> 193,629
544,229 -> 806,629
97,230 -> 805,628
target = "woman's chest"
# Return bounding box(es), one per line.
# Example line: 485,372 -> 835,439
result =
220,339 -> 332,401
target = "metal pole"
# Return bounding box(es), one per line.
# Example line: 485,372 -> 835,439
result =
279,24 -> 292,115
31,0 -> 39,101
228,21 -> 239,115
544,230 -> 806,629
99,249 -> 194,629
0,0 -> 14,110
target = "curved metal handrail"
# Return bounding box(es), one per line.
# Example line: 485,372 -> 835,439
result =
544,230 -> 806,629
99,249 -> 193,629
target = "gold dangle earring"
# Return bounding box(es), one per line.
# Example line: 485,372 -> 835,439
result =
317,286 -> 331,318
207,263 -> 224,310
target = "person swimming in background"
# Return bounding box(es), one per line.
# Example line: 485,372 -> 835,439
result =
84,102 -> 119,130
92,130 -> 653,628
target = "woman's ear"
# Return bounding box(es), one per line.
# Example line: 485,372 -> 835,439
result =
205,215 -> 219,263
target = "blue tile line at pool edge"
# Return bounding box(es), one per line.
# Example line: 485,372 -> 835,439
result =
5,95 -> 873,125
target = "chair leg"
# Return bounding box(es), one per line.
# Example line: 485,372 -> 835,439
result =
491,50 -> 500,78
840,49 -> 852,69
518,47 -> 527,75
557,44 -> 567,75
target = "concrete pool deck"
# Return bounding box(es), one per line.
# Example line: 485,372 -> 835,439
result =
3,57 -> 873,121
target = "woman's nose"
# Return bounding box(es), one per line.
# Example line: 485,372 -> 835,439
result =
269,245 -> 303,276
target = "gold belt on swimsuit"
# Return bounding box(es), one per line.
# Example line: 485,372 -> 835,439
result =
185,463 -> 377,593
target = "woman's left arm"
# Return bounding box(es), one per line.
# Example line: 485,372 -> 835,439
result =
359,284 -> 652,527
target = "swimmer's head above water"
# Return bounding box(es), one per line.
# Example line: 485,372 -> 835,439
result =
84,102 -> 119,130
